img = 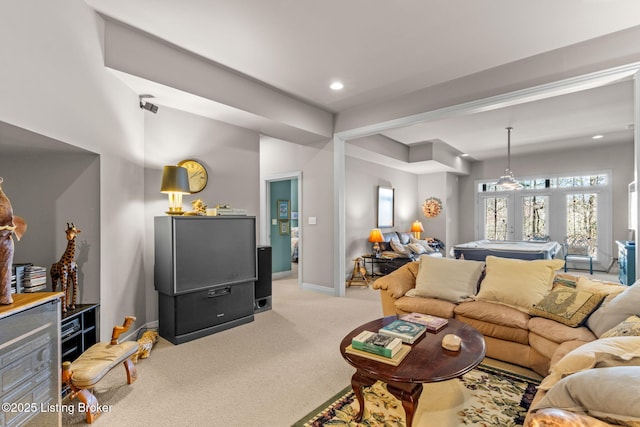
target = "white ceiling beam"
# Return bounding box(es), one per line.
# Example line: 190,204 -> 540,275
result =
101,16 -> 334,143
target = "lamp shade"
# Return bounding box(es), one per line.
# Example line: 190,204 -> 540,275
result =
368,228 -> 385,243
160,166 -> 191,194
496,169 -> 523,190
410,220 -> 424,233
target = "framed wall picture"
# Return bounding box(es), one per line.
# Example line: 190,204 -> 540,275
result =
278,199 -> 290,219
279,219 -> 290,235
377,186 -> 395,228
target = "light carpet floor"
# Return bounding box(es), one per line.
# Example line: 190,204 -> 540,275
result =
56,269 -> 614,426
59,275 -> 384,426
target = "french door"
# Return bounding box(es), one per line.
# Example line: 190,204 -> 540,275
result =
478,192 -> 551,242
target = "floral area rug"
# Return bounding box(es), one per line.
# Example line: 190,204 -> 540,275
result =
293,364 -> 539,427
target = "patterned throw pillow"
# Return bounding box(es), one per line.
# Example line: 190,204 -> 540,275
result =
529,285 -> 606,327
601,315 -> 640,338
552,274 -> 578,288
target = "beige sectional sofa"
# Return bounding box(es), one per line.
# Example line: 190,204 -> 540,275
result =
372,255 -> 640,426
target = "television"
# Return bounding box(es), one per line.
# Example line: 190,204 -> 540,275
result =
154,216 -> 257,296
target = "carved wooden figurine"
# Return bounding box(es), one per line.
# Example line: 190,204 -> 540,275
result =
51,223 -> 81,312
0,177 -> 27,305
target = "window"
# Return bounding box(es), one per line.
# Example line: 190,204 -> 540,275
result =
475,171 -> 610,262
483,197 -> 508,240
566,193 -> 598,255
523,195 -> 548,240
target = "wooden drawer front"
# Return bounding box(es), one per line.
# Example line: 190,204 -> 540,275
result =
174,282 -> 254,335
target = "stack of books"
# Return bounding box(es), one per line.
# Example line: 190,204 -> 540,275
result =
346,331 -> 411,366
216,207 -> 247,216
11,263 -> 33,294
352,331 -> 402,357
400,312 -> 449,333
10,273 -> 16,294
378,319 -> 427,344
22,265 -> 47,292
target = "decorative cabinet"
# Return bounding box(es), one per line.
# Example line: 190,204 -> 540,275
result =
617,240 -> 636,285
61,304 -> 99,363
0,293 -> 61,427
154,216 -> 257,344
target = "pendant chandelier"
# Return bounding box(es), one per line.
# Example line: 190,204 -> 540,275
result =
495,127 -> 523,190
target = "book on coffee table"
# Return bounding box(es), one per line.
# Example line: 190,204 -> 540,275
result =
378,319 -> 426,344
351,330 -> 403,358
400,312 -> 449,333
345,344 -> 411,366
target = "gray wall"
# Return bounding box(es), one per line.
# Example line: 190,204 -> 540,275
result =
0,150 -> 100,304
1,1 -> 146,338
142,106 -> 261,323
345,156 -> 419,273
260,136 -> 334,291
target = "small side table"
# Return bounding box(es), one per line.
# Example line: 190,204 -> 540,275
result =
361,254 -> 393,277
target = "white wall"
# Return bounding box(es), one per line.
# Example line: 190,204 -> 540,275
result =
0,1 -> 145,338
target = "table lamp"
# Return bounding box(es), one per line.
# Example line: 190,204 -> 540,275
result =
160,165 -> 191,215
411,220 -> 424,239
369,228 -> 385,257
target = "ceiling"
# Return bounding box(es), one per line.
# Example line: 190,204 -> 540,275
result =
85,0 -> 640,169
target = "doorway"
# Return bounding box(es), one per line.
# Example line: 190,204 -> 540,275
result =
265,173 -> 301,282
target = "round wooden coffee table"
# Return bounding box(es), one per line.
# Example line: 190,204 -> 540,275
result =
339,316 -> 486,427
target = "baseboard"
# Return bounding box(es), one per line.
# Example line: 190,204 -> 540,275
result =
272,271 -> 292,280
122,320 -> 159,342
301,282 -> 335,295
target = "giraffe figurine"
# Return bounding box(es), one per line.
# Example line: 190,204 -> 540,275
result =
51,223 -> 81,312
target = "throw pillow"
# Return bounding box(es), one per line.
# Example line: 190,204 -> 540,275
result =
389,239 -> 411,255
475,256 -> 565,312
601,315 -> 640,338
552,274 -> 578,289
409,237 -> 435,253
407,243 -> 427,255
529,285 -> 606,327
533,366 -> 640,425
576,276 -> 625,307
587,280 -> 640,337
413,255 -> 485,303
537,336 -> 640,390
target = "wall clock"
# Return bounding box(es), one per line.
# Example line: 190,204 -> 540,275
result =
177,159 -> 208,193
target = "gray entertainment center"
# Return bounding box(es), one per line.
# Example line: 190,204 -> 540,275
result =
154,215 -> 257,344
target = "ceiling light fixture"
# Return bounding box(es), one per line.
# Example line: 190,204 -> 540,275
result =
495,127 -> 523,190
592,134 -> 604,139
139,94 -> 159,113
330,81 -> 344,91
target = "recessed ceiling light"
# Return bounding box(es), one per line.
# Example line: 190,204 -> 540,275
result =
592,134 -> 604,139
330,81 -> 344,91
460,153 -> 470,157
